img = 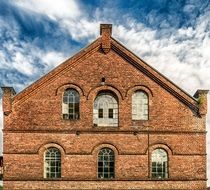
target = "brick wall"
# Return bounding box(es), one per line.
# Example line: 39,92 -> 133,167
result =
2,24 -> 207,190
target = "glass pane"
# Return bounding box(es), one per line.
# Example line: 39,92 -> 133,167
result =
44,148 -> 61,179
99,109 -> 103,118
93,92 -> 118,127
109,109 -> 113,118
151,149 -> 168,179
98,148 -> 114,179
62,89 -> 80,120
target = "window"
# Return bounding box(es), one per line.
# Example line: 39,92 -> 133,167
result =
132,91 -> 148,120
62,89 -> 79,120
151,149 -> 168,179
93,92 -> 118,127
44,148 -> 61,178
98,148 -> 115,179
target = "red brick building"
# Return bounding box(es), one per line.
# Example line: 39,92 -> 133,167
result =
1,24 -> 208,190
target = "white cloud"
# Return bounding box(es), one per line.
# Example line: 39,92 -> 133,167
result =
14,0 -> 81,20
13,0 -> 100,41
42,51 -> 66,68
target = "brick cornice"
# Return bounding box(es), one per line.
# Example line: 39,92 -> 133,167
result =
3,129 -> 206,134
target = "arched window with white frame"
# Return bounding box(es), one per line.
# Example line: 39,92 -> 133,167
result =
151,148 -> 168,179
44,148 -> 61,178
98,148 -> 115,179
132,91 -> 148,120
62,89 -> 80,120
93,92 -> 118,127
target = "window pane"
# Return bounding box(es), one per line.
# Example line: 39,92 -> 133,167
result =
132,91 -> 148,120
151,149 -> 168,179
62,89 -> 80,120
99,109 -> 103,118
98,148 -> 115,179
93,92 -> 118,127
44,148 -> 61,179
109,109 -> 113,118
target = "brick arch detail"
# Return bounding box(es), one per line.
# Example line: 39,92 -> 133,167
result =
147,143 -> 173,155
87,84 -> 124,101
126,85 -> 153,98
55,83 -> 85,97
38,142 -> 66,156
91,143 -> 119,156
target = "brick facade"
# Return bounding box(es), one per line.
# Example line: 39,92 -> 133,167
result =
1,24 -> 208,190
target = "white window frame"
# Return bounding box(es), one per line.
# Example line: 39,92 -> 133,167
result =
132,91 -> 148,120
93,92 -> 118,127
151,149 -> 168,179
62,89 -> 80,120
44,148 -> 61,179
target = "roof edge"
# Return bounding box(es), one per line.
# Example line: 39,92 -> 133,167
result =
13,38 -> 102,104
110,37 -> 199,113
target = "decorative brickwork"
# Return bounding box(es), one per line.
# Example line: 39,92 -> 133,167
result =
1,24 -> 208,190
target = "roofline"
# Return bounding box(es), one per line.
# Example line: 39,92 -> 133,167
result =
13,38 -> 102,104
111,37 -> 198,102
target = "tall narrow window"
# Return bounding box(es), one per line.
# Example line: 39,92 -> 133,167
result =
151,149 -> 168,179
93,92 -> 118,127
44,148 -> 61,178
62,89 -> 79,120
98,148 -> 115,179
132,91 -> 148,120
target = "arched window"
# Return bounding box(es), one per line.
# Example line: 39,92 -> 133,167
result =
44,148 -> 61,178
151,149 -> 168,179
132,91 -> 148,120
98,148 -> 115,179
62,89 -> 80,120
93,92 -> 118,127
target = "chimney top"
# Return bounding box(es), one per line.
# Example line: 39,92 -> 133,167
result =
100,24 -> 112,54
100,24 -> 112,36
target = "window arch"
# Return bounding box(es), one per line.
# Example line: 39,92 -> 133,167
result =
44,148 -> 61,178
93,92 -> 118,127
98,148 -> 115,179
62,89 -> 80,120
132,91 -> 148,120
151,149 -> 168,179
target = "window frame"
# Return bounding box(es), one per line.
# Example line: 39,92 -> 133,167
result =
44,147 -> 61,179
132,91 -> 149,121
151,148 -> 168,179
62,88 -> 80,120
93,91 -> 119,127
97,148 -> 115,179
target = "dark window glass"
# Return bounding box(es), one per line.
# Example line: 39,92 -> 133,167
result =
98,148 -> 115,179
44,148 -> 61,179
99,109 -> 103,118
108,109 -> 113,118
62,89 -> 80,120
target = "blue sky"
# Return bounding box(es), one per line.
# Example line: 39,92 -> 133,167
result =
0,0 -> 210,184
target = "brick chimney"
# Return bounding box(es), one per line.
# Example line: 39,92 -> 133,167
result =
194,89 -> 209,116
1,87 -> 16,116
100,24 -> 112,54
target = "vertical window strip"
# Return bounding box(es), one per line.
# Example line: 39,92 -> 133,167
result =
44,148 -> 61,179
62,89 -> 80,120
151,149 -> 168,179
132,91 -> 148,120
98,148 -> 115,179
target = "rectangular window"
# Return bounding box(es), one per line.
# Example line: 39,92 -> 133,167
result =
99,109 -> 103,118
108,109 -> 113,118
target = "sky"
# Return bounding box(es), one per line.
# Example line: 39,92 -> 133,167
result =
0,0 -> 210,184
